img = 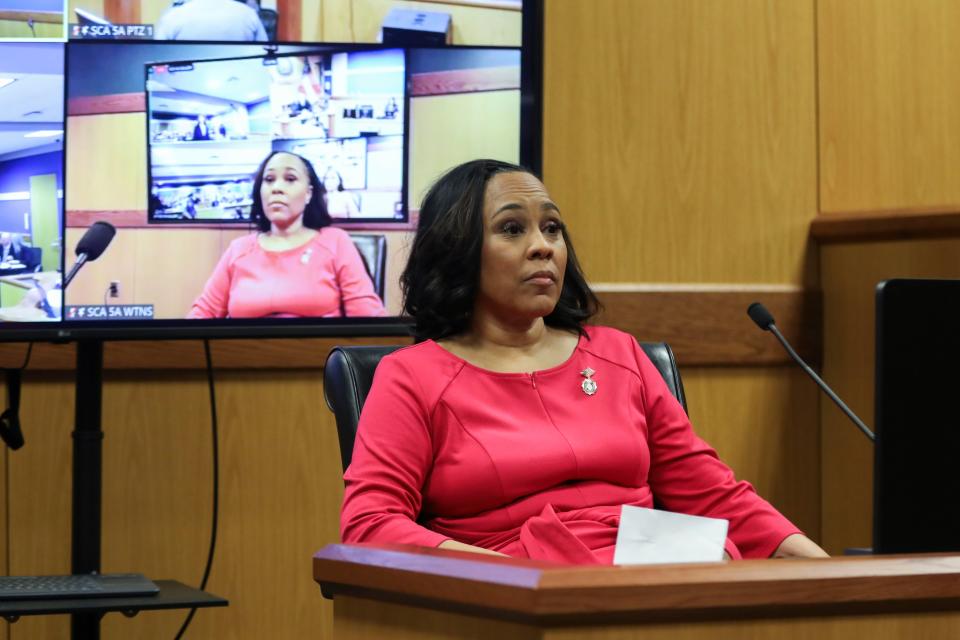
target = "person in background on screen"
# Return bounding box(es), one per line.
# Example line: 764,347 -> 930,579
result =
0,233 -> 23,265
188,151 -> 385,319
322,167 -> 361,218
154,0 -> 268,42
192,114 -> 212,141
340,159 -> 830,564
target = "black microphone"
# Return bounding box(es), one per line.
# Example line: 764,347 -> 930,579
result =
747,302 -> 875,442
63,221 -> 116,289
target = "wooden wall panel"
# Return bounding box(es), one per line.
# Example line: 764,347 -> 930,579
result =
0,287 -> 815,371
95,369 -> 344,639
8,370 -> 345,640
409,90 -> 520,207
66,114 -> 147,212
7,374 -> 74,640
0,394 -> 6,638
683,368 -> 821,540
811,208 -> 960,243
337,597 -> 960,640
104,0 -> 139,24
311,0 -> 522,45
594,286 -> 821,367
818,0 -> 960,213
543,0 -> 818,286
820,239 -> 960,553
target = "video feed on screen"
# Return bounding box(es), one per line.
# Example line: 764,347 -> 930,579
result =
67,0 -> 522,46
65,41 -> 521,322
70,0 -> 267,41
0,43 -> 64,325
0,0 -> 65,40
147,48 -> 405,223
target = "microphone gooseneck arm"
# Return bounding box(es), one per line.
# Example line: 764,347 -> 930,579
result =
63,253 -> 89,289
766,321 -> 876,442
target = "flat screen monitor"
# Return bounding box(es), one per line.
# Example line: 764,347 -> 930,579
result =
0,0 -> 543,341
66,0 -> 525,47
146,48 -> 407,225
874,278 -> 960,553
0,42 -> 65,332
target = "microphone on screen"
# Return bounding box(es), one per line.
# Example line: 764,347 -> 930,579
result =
747,302 -> 875,442
63,221 -> 117,289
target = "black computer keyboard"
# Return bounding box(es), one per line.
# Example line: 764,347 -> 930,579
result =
0,573 -> 160,601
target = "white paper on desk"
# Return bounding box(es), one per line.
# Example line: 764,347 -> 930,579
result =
613,505 -> 728,565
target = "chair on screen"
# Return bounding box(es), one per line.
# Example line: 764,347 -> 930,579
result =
348,233 -> 387,303
20,247 -> 42,273
259,8 -> 278,41
323,342 -> 688,472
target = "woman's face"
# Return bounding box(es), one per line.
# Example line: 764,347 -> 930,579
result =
474,171 -> 567,325
260,153 -> 313,231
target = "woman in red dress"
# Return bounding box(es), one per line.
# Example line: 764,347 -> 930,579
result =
341,159 -> 827,563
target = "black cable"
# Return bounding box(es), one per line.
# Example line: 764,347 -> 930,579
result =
2,342 -> 32,574
174,340 -> 219,639
2,342 -> 30,575
14,342 -> 33,371
0,342 -> 34,451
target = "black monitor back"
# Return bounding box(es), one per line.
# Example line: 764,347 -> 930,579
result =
874,278 -> 960,553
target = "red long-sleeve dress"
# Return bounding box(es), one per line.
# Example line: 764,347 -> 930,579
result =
341,326 -> 801,563
188,227 -> 385,319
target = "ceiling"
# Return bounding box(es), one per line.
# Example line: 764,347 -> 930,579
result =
148,56 -> 274,107
0,43 -> 64,159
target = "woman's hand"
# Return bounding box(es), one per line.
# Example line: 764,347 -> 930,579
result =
438,539 -> 508,557
773,533 -> 830,558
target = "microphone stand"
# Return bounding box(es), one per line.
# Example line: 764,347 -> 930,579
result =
63,254 -> 89,290
766,322 -> 876,442
71,339 -> 103,639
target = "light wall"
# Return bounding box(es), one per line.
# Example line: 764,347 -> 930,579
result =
70,0 -> 104,16
0,20 -> 63,38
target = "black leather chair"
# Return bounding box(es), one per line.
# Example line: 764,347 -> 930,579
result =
324,342 -> 688,472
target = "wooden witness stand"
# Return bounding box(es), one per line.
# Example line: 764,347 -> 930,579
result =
314,544 -> 960,639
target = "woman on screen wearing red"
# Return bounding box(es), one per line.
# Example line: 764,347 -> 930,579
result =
340,159 -> 828,563
188,151 -> 385,319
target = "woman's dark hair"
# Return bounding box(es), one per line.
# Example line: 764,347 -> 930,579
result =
401,159 -> 600,342
250,150 -> 331,232
323,167 -> 345,192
